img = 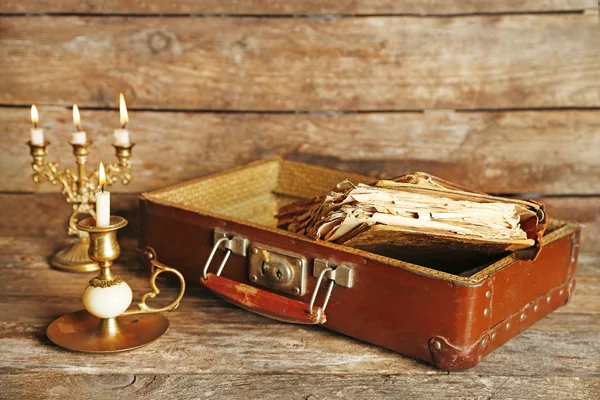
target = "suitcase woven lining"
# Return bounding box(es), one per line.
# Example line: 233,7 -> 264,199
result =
149,159 -> 370,227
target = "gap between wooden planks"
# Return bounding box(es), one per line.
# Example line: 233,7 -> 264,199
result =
0,14 -> 598,110
0,0 -> 594,15
3,108 -> 600,194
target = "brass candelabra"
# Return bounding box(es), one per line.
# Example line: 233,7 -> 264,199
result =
27,139 -> 134,272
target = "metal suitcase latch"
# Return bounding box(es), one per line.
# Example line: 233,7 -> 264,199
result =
313,259 -> 354,288
248,245 -> 307,296
214,229 -> 248,256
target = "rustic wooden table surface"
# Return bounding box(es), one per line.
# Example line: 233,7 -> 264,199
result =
0,236 -> 598,399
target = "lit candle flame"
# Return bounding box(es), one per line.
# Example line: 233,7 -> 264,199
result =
31,105 -> 39,128
99,162 -> 106,191
119,93 -> 128,129
73,104 -> 81,131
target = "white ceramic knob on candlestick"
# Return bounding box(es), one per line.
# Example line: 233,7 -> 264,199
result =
82,282 -> 133,319
71,104 -> 87,144
30,105 -> 45,145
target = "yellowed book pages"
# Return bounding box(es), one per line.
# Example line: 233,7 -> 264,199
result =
277,172 -> 547,273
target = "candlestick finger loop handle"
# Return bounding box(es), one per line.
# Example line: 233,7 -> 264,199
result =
121,260 -> 186,316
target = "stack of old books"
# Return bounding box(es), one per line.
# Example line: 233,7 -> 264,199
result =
278,172 -> 546,273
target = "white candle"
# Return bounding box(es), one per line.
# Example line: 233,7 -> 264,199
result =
113,93 -> 130,146
95,162 -> 111,227
72,131 -> 87,144
30,105 -> 44,145
71,104 -> 87,144
113,129 -> 129,146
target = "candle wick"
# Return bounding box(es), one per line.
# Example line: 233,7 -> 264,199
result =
33,122 -> 38,129
76,124 -> 81,132
122,122 -> 128,129
101,185 -> 104,193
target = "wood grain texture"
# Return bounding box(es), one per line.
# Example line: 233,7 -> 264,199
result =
1,374 -> 598,400
1,15 -> 598,111
0,0 -> 593,15
543,197 -> 600,253
3,108 -> 600,194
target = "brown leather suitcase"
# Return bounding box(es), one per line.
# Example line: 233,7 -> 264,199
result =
139,158 -> 582,370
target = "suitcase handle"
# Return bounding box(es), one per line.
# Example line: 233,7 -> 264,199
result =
199,239 -> 334,325
201,273 -> 327,324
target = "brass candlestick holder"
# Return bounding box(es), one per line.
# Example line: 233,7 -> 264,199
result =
27,139 -> 134,272
47,216 -> 186,353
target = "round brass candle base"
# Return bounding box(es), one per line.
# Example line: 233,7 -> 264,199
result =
51,237 -> 99,273
47,309 -> 169,353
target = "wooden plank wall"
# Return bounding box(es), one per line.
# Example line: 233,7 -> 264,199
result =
0,1 -> 598,251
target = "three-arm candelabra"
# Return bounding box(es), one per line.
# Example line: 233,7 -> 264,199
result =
27,103 -> 134,272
